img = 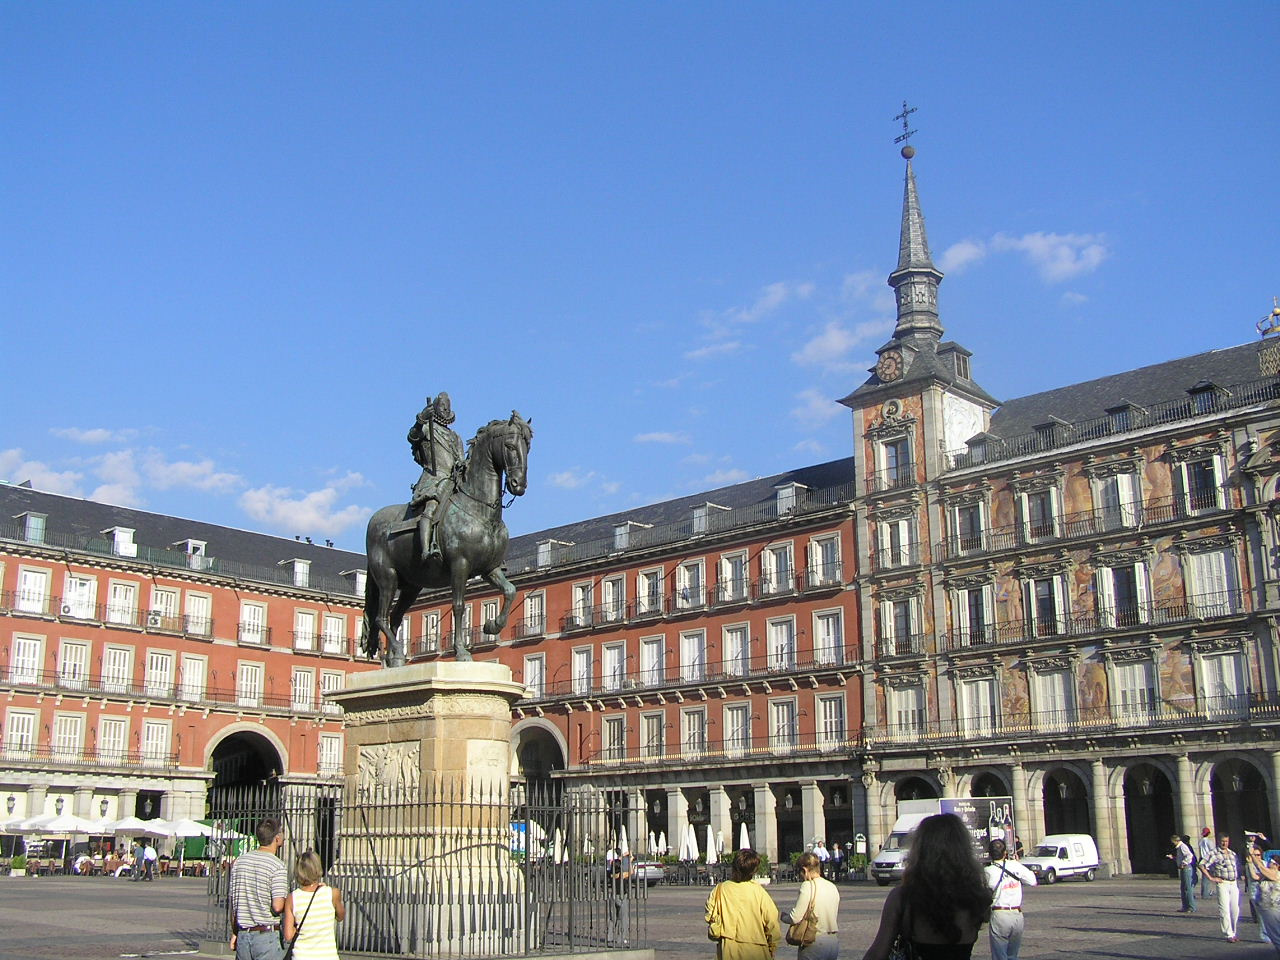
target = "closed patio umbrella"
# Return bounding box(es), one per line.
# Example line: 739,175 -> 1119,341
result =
705,824 -> 718,864
648,830 -> 657,856
620,823 -> 630,857
739,821 -> 750,852
657,831 -> 667,856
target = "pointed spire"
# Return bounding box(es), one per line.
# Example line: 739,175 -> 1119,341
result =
888,151 -> 944,341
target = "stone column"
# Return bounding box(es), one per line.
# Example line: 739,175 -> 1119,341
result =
1010,763 -> 1029,844
1091,760 -> 1116,871
801,780 -> 825,847
118,788 -> 139,821
667,786 -> 689,856
26,783 -> 48,819
628,787 -> 647,856
754,784 -> 779,863
1270,750 -> 1280,839
1177,754 -> 1199,839
73,785 -> 94,819
708,785 -> 733,860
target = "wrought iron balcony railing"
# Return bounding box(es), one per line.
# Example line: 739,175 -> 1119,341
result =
578,729 -> 856,769
875,632 -> 928,658
872,543 -> 923,571
0,743 -> 180,771
865,466 -> 918,495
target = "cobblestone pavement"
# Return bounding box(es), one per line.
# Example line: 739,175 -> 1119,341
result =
0,874 -> 1274,959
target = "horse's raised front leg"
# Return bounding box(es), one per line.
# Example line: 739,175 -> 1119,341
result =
479,566 -> 517,635
450,560 -> 473,662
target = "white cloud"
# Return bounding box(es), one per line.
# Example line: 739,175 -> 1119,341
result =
726,281 -> 813,325
633,431 -> 692,445
791,389 -> 843,430
939,239 -> 989,274
0,448 -> 83,495
239,479 -> 372,536
991,232 -> 1108,283
793,438 -> 826,456
1061,291 -> 1089,305
703,468 -> 748,486
90,483 -> 144,507
142,452 -> 242,492
791,319 -> 893,374
52,426 -> 138,444
684,340 -> 742,360
600,480 -> 622,495
548,468 -> 596,489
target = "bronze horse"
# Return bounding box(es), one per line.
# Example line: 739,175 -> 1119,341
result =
361,411 -> 532,666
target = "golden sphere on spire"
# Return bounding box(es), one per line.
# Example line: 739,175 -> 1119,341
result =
901,145 -> 916,160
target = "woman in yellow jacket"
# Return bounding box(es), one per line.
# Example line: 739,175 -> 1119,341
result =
706,849 -> 782,959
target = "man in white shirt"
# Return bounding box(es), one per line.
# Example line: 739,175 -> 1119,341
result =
142,842 -> 159,881
985,838 -> 1037,960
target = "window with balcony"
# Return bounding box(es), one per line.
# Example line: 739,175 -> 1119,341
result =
637,569 -> 664,615
105,580 -> 138,625
185,593 -> 212,637
16,567 -> 50,615
291,668 -> 315,710
1095,472 -> 1141,530
953,502 -> 984,553
602,576 -> 625,622
237,661 -> 264,707
813,611 -> 843,665
58,640 -> 88,690
1096,562 -> 1150,629
680,631 -> 706,682
320,671 -> 344,713
681,708 -> 706,755
4,710 -> 37,759
522,593 -> 546,636
642,712 -> 665,759
319,734 -> 343,775
523,653 -> 546,698
52,713 -> 84,760
879,597 -> 919,656
639,635 -> 665,686
322,614 -> 346,654
889,684 -> 925,739
239,602 -> 268,645
144,650 -> 174,698
960,676 -> 999,736
602,641 -> 626,691
1113,658 -> 1158,725
142,719 -> 170,765
952,585 -> 992,646
482,599 -> 499,634
762,544 -> 794,596
604,716 -> 626,760
767,618 -> 796,671
878,517 -> 914,567
817,694 -> 845,748
9,635 -> 43,684
1034,666 -> 1076,730
102,646 -> 133,694
719,553 -> 748,602
179,654 -> 206,702
882,436 -> 913,488
723,624 -> 750,676
724,703 -> 750,756
770,698 -> 798,751
150,586 -> 180,630
676,560 -> 705,610
62,574 -> 97,620
809,535 -> 841,586
294,609 -> 318,651
1177,453 -> 1225,513
571,647 -> 593,695
397,616 -> 411,653
1201,650 -> 1247,718
1184,546 -> 1241,617
98,716 -> 127,761
423,612 -> 441,652
1022,488 -> 1059,541
1025,576 -> 1067,638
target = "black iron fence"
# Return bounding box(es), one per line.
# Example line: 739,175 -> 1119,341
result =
206,780 -> 647,958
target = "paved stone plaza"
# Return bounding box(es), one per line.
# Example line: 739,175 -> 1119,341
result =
0,874 -> 1273,959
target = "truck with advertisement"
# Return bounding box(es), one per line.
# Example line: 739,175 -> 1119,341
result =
870,796 -> 1014,885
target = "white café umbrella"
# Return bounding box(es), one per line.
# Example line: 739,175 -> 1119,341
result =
739,821 -> 750,852
552,827 -> 567,864
648,830 -> 657,856
142,818 -> 176,837
18,812 -> 98,865
620,822 -> 630,857
657,831 -> 668,856
705,824 -> 718,865
168,819 -> 214,872
680,822 -> 698,861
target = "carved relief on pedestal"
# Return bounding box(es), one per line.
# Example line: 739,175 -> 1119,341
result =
357,742 -> 421,798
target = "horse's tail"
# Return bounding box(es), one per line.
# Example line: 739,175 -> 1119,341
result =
360,571 -> 381,659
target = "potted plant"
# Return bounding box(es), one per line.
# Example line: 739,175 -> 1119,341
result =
754,854 -> 772,885
9,854 -> 26,878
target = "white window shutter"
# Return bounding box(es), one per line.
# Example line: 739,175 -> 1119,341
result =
1095,569 -> 1115,629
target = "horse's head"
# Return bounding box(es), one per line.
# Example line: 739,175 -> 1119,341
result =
501,411 -> 533,497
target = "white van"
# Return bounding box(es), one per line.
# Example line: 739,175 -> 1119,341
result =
1020,834 -> 1100,883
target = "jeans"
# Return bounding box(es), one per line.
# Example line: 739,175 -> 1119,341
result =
236,929 -> 285,960
1179,866 -> 1197,911
989,909 -> 1025,960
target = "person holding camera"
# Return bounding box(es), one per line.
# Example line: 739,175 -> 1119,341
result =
1246,839 -> 1280,955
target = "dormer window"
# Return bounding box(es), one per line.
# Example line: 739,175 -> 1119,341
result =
103,526 -> 137,558
174,539 -> 209,570
691,503 -> 729,535
279,558 -> 310,588
1189,380 -> 1221,415
537,538 -> 573,568
17,512 -> 46,543
775,483 -> 806,514
341,569 -> 367,597
612,522 -> 650,551
955,353 -> 970,380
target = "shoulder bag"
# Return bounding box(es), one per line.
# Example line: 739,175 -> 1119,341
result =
887,895 -> 918,960
785,879 -> 819,946
282,886 -> 322,960
706,883 -> 726,941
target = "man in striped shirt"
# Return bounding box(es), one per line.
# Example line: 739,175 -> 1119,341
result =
1199,832 -> 1242,942
228,818 -> 287,960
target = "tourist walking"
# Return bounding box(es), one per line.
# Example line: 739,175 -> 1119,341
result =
783,851 -> 840,959
1199,832 -> 1242,942
1199,828 -> 1217,899
283,850 -> 345,960
705,848 -> 781,959
1167,834 -> 1196,912
1247,842 -> 1280,955
129,841 -> 143,881
142,841 -> 158,881
228,818 -> 288,960
606,845 -> 633,947
862,813 -> 992,960
985,838 -> 1037,960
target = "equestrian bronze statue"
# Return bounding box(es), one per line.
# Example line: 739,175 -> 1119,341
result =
362,404 -> 533,666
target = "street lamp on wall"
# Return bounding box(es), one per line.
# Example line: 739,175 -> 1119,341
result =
100,798 -> 109,817
55,797 -> 64,815
5,795 -> 14,815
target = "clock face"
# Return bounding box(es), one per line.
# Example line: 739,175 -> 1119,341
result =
876,350 -> 904,382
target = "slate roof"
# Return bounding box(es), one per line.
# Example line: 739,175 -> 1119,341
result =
986,339 -> 1273,440
0,482 -> 366,595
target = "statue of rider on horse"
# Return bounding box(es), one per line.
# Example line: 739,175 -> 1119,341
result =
361,395 -> 533,667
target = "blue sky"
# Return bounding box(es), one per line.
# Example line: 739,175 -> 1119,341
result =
3,2 -> 1277,551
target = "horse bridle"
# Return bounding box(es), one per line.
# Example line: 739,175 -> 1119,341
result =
458,426 -> 525,511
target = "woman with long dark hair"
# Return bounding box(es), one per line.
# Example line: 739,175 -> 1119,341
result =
862,814 -> 992,960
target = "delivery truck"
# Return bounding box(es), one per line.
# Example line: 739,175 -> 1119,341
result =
870,796 -> 1014,885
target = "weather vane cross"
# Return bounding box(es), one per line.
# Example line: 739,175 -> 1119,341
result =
893,101 -> 918,146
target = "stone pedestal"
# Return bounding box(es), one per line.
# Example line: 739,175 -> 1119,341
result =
325,662 -> 529,956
